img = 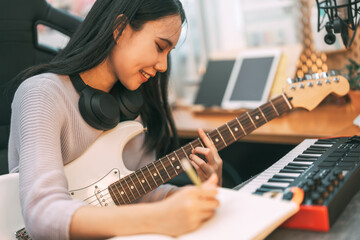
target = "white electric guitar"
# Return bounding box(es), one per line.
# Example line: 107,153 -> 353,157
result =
0,73 -> 350,239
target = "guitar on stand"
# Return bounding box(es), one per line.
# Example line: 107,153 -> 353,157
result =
0,72 -> 350,239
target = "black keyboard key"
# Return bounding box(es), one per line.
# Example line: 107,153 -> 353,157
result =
288,162 -> 312,167
294,157 -> 317,162
280,169 -> 304,174
273,174 -> 298,179
284,165 -> 307,171
260,184 -> 286,191
268,178 -> 293,183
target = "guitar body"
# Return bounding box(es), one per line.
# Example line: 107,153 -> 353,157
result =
0,121 -> 144,239
64,121 -> 144,206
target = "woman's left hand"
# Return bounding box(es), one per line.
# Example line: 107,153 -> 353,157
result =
189,129 -> 223,186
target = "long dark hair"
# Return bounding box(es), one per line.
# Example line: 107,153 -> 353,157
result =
10,0 -> 186,157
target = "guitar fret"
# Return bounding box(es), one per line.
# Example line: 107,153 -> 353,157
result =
164,157 -> 178,178
159,160 -> 171,179
134,173 -> 147,193
181,146 -> 189,159
206,133 -> 215,145
152,162 -> 164,183
258,107 -> 268,122
246,112 -> 257,128
226,123 -> 237,141
123,178 -> 136,200
269,99 -> 280,116
146,165 -> 158,187
228,119 -> 244,139
139,168 -> 152,190
219,124 -> 235,144
216,128 -> 227,146
282,93 -> 293,109
250,109 -> 267,127
166,155 -> 178,175
173,151 -> 182,164
235,117 -> 247,135
115,181 -> 131,204
261,105 -> 278,121
156,160 -> 174,181
172,152 -> 183,172
197,138 -> 205,148
128,174 -> 141,196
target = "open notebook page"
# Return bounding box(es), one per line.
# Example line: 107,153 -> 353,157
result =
109,188 -> 299,240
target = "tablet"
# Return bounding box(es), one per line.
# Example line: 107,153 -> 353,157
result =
221,48 -> 281,109
194,59 -> 236,107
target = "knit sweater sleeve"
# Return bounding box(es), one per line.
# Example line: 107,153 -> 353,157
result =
11,79 -> 85,240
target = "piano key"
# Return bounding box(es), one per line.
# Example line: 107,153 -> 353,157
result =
315,139 -> 338,144
254,187 -> 280,194
298,154 -> 322,158
309,144 -> 332,149
293,157 -> 317,162
280,169 -> 304,174
288,161 -> 313,166
283,165 -> 307,170
268,178 -> 293,183
260,183 -> 288,190
303,150 -> 327,154
273,173 -> 300,178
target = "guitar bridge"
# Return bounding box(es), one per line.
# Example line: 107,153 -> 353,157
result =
15,228 -> 32,240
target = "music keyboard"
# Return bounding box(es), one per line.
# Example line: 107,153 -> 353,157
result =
237,136 -> 360,231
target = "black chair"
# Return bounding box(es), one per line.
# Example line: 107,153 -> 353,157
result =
0,0 -> 82,175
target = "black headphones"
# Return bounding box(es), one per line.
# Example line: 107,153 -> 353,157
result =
69,74 -> 143,130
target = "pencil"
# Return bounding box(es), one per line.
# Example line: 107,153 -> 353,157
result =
180,158 -> 202,187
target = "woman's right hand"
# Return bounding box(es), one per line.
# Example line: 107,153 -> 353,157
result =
154,174 -> 219,237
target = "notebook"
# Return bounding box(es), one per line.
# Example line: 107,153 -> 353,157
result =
109,188 -> 299,240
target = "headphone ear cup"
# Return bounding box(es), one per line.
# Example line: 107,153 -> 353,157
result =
111,82 -> 143,121
79,86 -> 120,130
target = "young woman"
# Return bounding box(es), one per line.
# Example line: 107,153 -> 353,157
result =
8,0 -> 223,239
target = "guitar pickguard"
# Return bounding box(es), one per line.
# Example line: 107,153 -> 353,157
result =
69,168 -> 120,207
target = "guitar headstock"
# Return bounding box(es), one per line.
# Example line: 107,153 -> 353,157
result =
283,72 -> 349,111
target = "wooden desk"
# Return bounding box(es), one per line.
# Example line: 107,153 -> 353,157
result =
172,103 -> 360,144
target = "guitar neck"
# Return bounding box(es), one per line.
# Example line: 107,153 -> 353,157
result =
108,94 -> 293,205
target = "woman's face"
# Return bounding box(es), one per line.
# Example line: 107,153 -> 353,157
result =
109,15 -> 182,91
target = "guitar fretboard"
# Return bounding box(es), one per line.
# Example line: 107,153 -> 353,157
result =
108,94 -> 292,205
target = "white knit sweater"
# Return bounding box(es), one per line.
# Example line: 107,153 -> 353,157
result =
8,73 -> 175,240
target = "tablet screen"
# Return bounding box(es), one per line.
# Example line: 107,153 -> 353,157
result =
229,57 -> 274,101
222,49 -> 281,109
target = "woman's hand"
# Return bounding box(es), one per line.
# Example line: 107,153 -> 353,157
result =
189,129 -> 223,186
155,174 -> 219,237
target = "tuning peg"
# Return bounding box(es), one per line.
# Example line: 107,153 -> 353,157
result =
320,72 -> 329,78
304,74 -> 312,80
286,77 -> 295,84
312,73 -> 320,79
295,76 -> 303,82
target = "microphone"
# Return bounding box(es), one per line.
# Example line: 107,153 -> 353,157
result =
316,0 -> 360,48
